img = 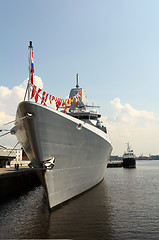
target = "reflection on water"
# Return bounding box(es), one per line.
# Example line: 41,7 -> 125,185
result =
105,160 -> 159,240
0,186 -> 49,239
0,180 -> 113,240
0,160 -> 159,240
47,181 -> 113,240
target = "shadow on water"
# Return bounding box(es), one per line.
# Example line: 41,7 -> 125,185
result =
47,181 -> 114,240
0,180 -> 114,240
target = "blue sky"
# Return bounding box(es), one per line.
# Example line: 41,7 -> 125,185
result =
0,0 -> 159,156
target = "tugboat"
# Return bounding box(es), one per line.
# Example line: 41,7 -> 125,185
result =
123,143 -> 136,168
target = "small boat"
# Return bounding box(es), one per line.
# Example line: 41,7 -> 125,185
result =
107,161 -> 123,168
123,143 -> 136,168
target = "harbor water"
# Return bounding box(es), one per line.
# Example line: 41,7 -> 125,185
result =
0,160 -> 159,240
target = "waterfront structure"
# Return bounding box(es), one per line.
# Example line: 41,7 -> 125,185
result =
0,147 -> 23,167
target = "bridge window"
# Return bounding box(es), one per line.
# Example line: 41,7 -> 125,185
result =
90,115 -> 97,120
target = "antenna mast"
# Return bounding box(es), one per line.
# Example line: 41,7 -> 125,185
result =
28,41 -> 33,100
76,73 -> 79,89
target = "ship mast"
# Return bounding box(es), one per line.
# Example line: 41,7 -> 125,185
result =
24,41 -> 33,101
28,41 -> 33,101
76,73 -> 79,89
127,142 -> 131,152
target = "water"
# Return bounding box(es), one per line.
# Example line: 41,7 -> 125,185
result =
0,160 -> 159,239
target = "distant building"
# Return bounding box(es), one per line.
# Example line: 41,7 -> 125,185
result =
148,155 -> 159,160
137,155 -> 149,160
110,155 -> 122,161
0,147 -> 30,168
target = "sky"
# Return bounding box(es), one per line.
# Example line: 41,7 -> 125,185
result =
0,0 -> 159,156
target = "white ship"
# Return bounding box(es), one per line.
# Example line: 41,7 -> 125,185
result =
14,42 -> 113,208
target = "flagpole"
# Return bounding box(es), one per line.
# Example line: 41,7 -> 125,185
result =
28,41 -> 33,101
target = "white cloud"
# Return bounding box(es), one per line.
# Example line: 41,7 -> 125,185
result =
0,112 -> 14,126
110,97 -> 155,124
0,76 -> 43,147
0,76 -> 43,116
103,98 -> 159,156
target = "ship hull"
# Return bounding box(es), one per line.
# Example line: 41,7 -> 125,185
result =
123,158 -> 136,168
15,101 -> 112,208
